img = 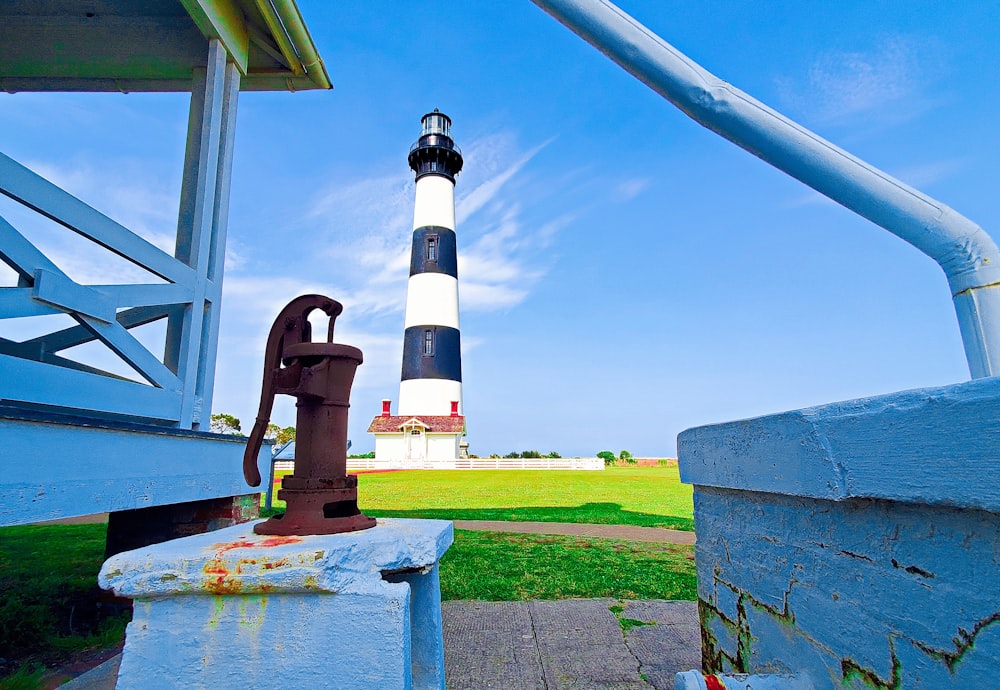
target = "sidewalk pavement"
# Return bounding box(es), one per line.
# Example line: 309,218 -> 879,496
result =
452,521 -> 696,545
61,599 -> 699,689
444,599 -> 700,690
37,515 -> 696,546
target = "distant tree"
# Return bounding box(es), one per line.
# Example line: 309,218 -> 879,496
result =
546,451 -> 562,458
210,413 -> 242,435
503,452 -> 520,459
265,424 -> 295,446
597,450 -> 616,466
521,450 -> 541,459
488,454 -> 501,459
348,451 -> 376,459
619,450 -> 636,464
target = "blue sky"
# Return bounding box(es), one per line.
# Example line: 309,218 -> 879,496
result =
1,1 -> 997,456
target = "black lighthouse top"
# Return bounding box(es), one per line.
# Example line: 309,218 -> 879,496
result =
408,109 -> 464,183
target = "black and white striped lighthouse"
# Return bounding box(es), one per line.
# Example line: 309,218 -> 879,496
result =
398,110 -> 464,417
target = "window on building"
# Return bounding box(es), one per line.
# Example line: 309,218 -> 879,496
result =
411,428 -> 422,436
427,237 -> 437,262
423,329 -> 434,356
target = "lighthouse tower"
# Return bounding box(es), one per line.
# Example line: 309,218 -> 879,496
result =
398,109 -> 464,416
368,111 -> 467,467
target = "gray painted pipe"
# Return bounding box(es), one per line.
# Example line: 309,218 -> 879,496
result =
530,0 -> 1000,378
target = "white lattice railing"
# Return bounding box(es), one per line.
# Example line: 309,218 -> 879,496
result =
0,41 -> 239,428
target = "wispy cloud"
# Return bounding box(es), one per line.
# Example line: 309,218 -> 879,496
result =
456,136 -> 553,224
612,178 -> 650,203
776,36 -> 942,125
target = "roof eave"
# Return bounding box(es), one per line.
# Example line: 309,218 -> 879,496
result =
181,0 -> 331,92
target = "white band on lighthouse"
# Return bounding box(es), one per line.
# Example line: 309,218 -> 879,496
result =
404,274 -> 460,330
412,175 -> 456,231
398,379 -> 462,417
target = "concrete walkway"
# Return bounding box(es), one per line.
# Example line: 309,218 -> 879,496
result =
444,599 -> 699,690
61,599 -> 699,689
37,514 -> 696,546
452,521 -> 696,545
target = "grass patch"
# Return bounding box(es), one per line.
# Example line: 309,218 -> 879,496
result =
439,530 -> 696,601
269,466 -> 694,530
608,603 -> 656,631
0,523 -> 128,680
0,663 -> 46,690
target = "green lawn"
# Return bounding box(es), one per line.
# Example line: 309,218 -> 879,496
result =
441,530 -> 696,601
270,466 -> 694,531
0,523 -> 128,682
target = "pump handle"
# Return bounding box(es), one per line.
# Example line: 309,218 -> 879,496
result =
242,295 -> 344,486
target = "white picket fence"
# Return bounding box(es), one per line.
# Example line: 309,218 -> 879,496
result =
453,457 -> 603,470
273,457 -> 604,472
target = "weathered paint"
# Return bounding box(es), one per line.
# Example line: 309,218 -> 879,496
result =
679,376 -> 1000,514
100,518 -> 453,689
674,671 -> 813,690
678,378 -> 1000,688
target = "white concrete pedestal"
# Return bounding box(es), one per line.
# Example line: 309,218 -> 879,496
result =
99,518 -> 453,689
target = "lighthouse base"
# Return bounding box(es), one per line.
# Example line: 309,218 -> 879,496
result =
99,518 -> 453,689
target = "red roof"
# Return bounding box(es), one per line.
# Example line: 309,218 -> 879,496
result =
368,415 -> 466,434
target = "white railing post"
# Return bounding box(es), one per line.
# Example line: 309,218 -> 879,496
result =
166,39 -> 241,429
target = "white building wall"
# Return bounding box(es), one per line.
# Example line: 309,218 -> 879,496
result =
373,432 -> 462,468
374,435 -> 406,463
426,434 -> 461,462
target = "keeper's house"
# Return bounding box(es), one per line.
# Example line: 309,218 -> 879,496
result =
368,399 -> 466,468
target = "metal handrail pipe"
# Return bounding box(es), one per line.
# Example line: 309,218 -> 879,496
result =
530,0 -> 1000,378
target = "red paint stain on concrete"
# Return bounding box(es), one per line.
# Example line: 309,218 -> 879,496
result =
201,536 -> 300,593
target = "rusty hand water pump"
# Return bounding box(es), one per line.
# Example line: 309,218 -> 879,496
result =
242,295 -> 376,536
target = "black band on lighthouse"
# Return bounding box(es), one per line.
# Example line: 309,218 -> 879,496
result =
410,226 -> 458,278
401,326 -> 462,382
408,142 -> 464,183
